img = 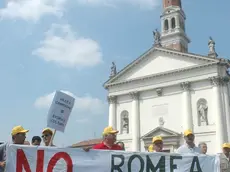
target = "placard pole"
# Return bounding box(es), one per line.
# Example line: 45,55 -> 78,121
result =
49,129 -> 56,146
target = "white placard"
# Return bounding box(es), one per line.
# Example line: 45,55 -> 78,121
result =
47,91 -> 75,132
6,145 -> 220,172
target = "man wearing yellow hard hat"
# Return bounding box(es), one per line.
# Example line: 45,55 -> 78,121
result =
176,129 -> 201,154
152,136 -> 163,152
0,125 -> 29,171
42,128 -> 55,146
219,143 -> 230,171
92,126 -> 123,150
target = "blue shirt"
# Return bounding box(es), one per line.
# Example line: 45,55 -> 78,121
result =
176,144 -> 201,154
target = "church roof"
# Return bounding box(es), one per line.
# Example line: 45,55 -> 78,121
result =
72,138 -> 102,148
104,47 -> 229,88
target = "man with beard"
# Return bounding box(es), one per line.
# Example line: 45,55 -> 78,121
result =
42,128 -> 55,147
0,125 -> 29,171
92,126 -> 122,150
176,129 -> 201,154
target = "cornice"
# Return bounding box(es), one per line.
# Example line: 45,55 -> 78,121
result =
104,62 -> 217,89
103,47 -> 222,88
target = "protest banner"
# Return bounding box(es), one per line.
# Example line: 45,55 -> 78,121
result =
6,144 -> 220,172
47,91 -> 75,133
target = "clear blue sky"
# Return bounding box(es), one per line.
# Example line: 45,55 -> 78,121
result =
0,0 -> 229,146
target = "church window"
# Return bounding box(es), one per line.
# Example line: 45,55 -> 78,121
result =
164,19 -> 169,31
120,110 -> 129,134
171,17 -> 176,29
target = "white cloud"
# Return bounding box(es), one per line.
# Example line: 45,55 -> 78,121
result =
32,24 -> 103,68
34,90 -> 107,115
75,0 -> 159,9
0,0 -> 66,21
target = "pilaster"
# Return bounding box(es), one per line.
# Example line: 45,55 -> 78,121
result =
180,81 -> 193,131
108,96 -> 117,129
222,77 -> 230,142
209,76 -> 226,152
130,91 -> 140,151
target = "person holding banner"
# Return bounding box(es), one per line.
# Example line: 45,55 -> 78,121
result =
198,142 -> 207,154
31,136 -> 42,146
152,136 -> 163,152
176,129 -> 201,154
148,145 -> 154,152
219,143 -> 230,172
117,142 -> 125,150
92,126 -> 122,150
42,128 -> 55,147
0,125 -> 29,171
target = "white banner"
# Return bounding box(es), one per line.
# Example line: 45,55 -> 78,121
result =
6,145 -> 220,172
47,91 -> 75,132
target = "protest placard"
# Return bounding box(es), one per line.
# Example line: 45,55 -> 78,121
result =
47,91 -> 75,132
6,144 -> 220,172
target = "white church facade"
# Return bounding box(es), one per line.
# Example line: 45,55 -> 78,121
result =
104,0 -> 230,154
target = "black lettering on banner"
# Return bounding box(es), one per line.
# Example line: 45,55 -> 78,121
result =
190,156 -> 202,172
128,155 -> 144,172
170,156 -> 182,172
55,101 -> 72,110
111,155 -> 125,172
146,155 -> 165,172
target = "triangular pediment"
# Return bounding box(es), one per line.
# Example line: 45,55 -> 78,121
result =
104,47 -> 218,87
141,127 -> 181,140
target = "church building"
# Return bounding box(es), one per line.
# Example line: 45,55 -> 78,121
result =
103,0 -> 230,153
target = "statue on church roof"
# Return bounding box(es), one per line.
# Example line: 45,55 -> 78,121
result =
208,37 -> 215,52
153,29 -> 162,47
110,62 -> 117,78
208,36 -> 218,58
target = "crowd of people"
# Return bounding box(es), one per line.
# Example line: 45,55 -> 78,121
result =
0,125 -> 230,171
0,125 -> 55,171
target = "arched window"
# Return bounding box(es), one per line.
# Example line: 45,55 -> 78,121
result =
164,19 -> 169,31
171,17 -> 176,29
121,110 -> 129,134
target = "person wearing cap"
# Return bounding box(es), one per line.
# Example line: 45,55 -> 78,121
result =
0,125 -> 29,171
92,126 -> 122,150
152,136 -> 163,152
176,129 -> 201,154
219,143 -> 230,172
42,128 -> 55,147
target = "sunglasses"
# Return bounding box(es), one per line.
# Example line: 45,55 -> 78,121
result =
42,134 -> 50,138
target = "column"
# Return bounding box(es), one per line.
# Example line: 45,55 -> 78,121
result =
130,92 -> 140,152
210,77 -> 226,153
222,78 -> 230,142
181,82 -> 193,131
108,96 -> 117,129
161,19 -> 164,33
168,18 -> 172,30
175,16 -> 180,29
